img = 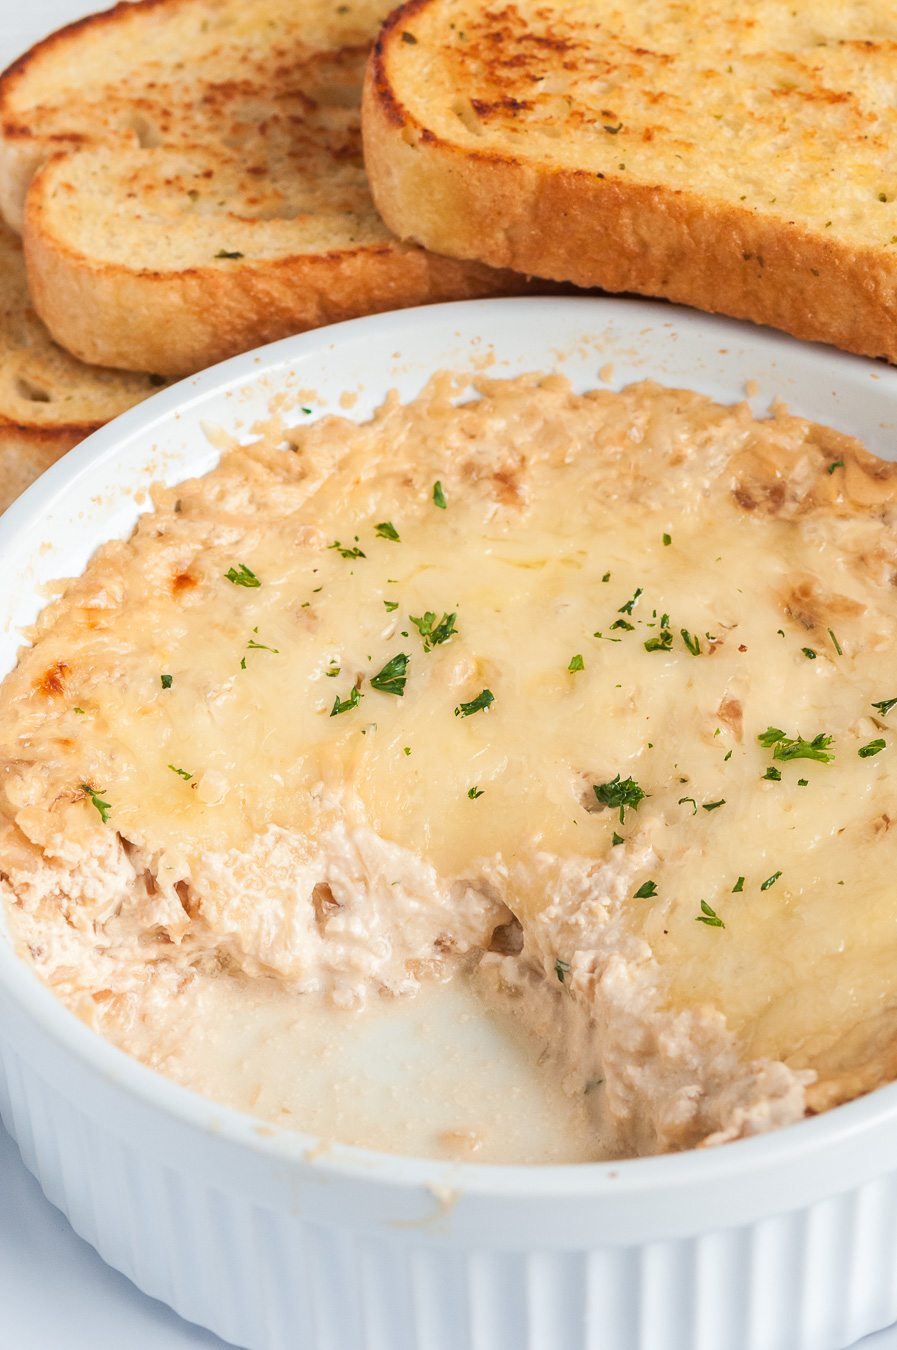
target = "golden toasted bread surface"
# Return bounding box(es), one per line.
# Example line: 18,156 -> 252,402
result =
363,0 -> 897,362
1,0 -> 530,374
0,220 -> 164,513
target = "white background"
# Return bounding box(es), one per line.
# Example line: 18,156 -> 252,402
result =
0,4 -> 895,1347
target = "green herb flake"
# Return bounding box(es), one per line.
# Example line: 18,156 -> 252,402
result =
594,774 -> 649,824
568,654 -> 585,672
678,796 -> 697,815
246,638 -> 279,654
433,480 -> 447,509
680,629 -> 701,656
325,662 -> 340,678
696,900 -> 725,928
618,587 -> 643,616
702,799 -> 726,811
169,765 -> 193,781
732,876 -> 745,893
215,249 -> 244,259
328,541 -> 366,560
404,746 -> 411,756
724,749 -> 732,761
602,571 -> 611,583
610,618 -> 635,632
774,732 -> 834,763
330,686 -> 362,716
828,461 -> 844,474
375,521 -> 400,541
634,880 -> 657,899
467,786 -> 484,799
760,870 -> 782,891
80,784 -> 111,823
611,831 -> 624,846
160,674 -> 173,689
662,533 -> 672,546
410,610 -> 458,651
873,698 -> 897,716
592,631 -> 622,642
798,778 -> 808,786
455,688 -> 494,717
859,739 -> 886,758
802,647 -> 817,660
828,629 -> 843,655
554,958 -> 571,983
370,652 -> 410,697
225,563 -> 260,587
644,628 -> 672,653
73,707 -> 85,714
302,407 -> 313,416
762,766 -> 782,781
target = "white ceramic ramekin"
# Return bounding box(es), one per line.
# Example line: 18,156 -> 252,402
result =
3,298 -> 897,1350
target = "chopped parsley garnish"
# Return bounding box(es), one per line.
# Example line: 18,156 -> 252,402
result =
801,647 -> 817,659
225,563 -> 260,587
554,958 -> 571,983
702,799 -> 726,811
610,618 -> 635,632
611,831 -> 624,846
328,541 -> 365,560
732,876 -> 745,893
828,629 -> 843,655
568,654 -> 585,672
384,600 -> 399,612
246,638 -> 279,653
80,785 -> 111,823
798,778 -> 808,786
330,686 -> 362,716
724,749 -> 732,761
325,661 -> 340,678
160,674 -> 173,689
634,880 -> 657,899
758,728 -> 835,763
168,765 -> 193,781
696,900 -> 725,928
592,631 -> 621,642
594,774 -> 648,824
302,407 -> 313,415
873,698 -> 897,716
73,707 -> 85,714
680,629 -> 701,656
678,796 -> 697,814
644,628 -> 672,653
455,688 -> 494,717
433,480 -> 447,509
762,766 -> 782,781
375,521 -> 400,541
859,739 -> 886,758
618,587 -> 643,616
662,533 -> 672,546
467,786 -> 484,799
828,461 -> 844,474
370,652 -> 410,696
404,747 -> 411,755
760,870 -> 782,891
410,610 -> 458,650
602,571 -> 611,583
215,249 -> 244,259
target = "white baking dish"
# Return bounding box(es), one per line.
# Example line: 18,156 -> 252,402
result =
3,297 -> 897,1350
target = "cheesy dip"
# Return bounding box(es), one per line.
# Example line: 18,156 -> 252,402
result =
2,370 -> 897,1159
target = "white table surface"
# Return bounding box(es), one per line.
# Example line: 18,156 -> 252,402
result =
1,4 -> 897,1348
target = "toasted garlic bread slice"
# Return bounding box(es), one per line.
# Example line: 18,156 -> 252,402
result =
0,0 -> 530,376
364,0 -> 897,364
0,220 -> 165,514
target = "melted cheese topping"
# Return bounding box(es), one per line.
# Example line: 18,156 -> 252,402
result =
4,372 -> 897,1155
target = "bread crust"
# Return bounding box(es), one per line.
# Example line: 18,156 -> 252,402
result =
363,0 -> 897,365
24,154 -> 529,375
0,422 -> 85,515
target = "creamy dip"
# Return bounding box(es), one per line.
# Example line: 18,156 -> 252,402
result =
2,371 -> 897,1158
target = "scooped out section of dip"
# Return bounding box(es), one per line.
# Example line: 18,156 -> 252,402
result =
2,370 -> 896,1157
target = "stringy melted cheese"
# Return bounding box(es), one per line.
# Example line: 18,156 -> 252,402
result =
4,371 -> 897,1156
